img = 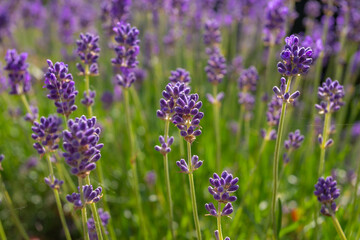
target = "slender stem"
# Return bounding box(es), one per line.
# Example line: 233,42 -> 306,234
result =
235,105 -> 244,148
0,174 -> 30,240
0,218 -> 6,240
163,119 -> 175,239
270,76 -> 293,237
85,176 -> 103,240
84,64 -> 93,117
78,177 -> 90,240
123,88 -> 149,240
45,154 -> 72,240
331,214 -> 347,240
187,141 -> 202,240
213,85 -> 221,171
20,94 -> 34,120
318,105 -> 331,177
217,202 -> 223,240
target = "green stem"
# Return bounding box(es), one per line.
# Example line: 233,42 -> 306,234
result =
0,218 -> 6,240
84,64 -> 93,117
217,202 -> 223,240
0,174 -> 30,240
163,119 -> 175,239
85,176 -> 103,240
20,94 -> 32,117
213,85 -> 221,171
78,177 -> 90,240
187,141 -> 202,240
271,76 -> 293,237
331,214 -> 347,240
123,88 -> 149,240
45,154 -> 72,240
235,105 -> 244,149
318,105 -> 331,177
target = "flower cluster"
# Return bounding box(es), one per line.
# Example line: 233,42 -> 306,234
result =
263,0 -> 288,44
315,78 -> 345,114
169,68 -> 191,85
44,60 -> 78,117
203,19 -> 221,55
66,185 -> 102,209
238,66 -> 258,113
314,176 -> 340,216
63,116 -> 103,177
261,95 -> 283,140
205,54 -> 227,85
31,116 -> 62,154
4,49 -> 31,95
273,77 -> 300,103
206,92 -> 225,105
24,105 -> 39,123
44,176 -> 64,190
283,130 -> 304,164
154,135 -> 174,155
277,35 -> 313,76
76,33 -> 100,76
88,208 -> 110,240
81,91 -> 96,108
172,92 -> 204,143
176,155 -> 203,173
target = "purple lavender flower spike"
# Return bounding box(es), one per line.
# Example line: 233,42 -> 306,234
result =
208,170 -> 239,203
314,176 -> 340,216
155,135 -> 174,155
62,115 -> 103,178
76,33 -> 100,76
66,185 -> 102,209
351,122 -> 360,139
32,116 -> 63,155
176,155 -> 203,173
283,130 -> 304,164
88,208 -> 110,240
21,0 -> 46,29
277,35 -> 313,77
302,35 -> 323,62
205,202 -> 217,216
57,5 -> 76,46
24,105 -> 39,123
315,78 -> 345,114
44,176 -> 64,190
81,91 -> 96,108
263,0 -> 288,44
273,77 -> 300,103
305,0 -> 321,18
0,154 -> 4,170
238,66 -> 258,113
44,60 -> 78,117
203,19 -> 222,55
4,49 -> 31,95
229,56 -> 243,76
205,53 -> 227,85
169,68 -> 191,85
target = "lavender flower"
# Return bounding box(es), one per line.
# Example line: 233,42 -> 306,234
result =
44,176 -> 64,190
21,0 -> 46,29
88,208 -> 110,240
145,170 -> 157,186
66,185 -> 102,209
315,78 -> 345,114
101,91 -> 114,110
238,66 -> 258,112
314,176 -> 340,216
31,116 -> 63,155
205,53 -> 227,85
283,130 -> 304,164
62,116 -> 103,177
261,95 -> 283,140
0,154 -> 4,171
58,5 -> 77,46
273,77 -> 300,103
302,35 -> 323,62
172,92 -> 204,143
203,19 -> 222,55
304,0 -> 321,18
81,91 -> 96,108
24,105 -> 39,123
206,92 -> 225,104
351,122 -> 360,138
229,56 -> 243,76
277,35 -> 313,76
76,33 -> 100,76
169,68 -> 191,85
263,0 -> 288,44
207,171 -> 239,203
44,60 -> 78,117
155,135 -> 174,155
4,49 -> 31,95
176,155 -> 203,173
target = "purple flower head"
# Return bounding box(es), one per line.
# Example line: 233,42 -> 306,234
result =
145,170 -> 157,186
165,0 -> 189,20
76,33 -> 100,76
229,56 -> 243,76
112,22 -> 140,69
273,77 -> 300,103
215,230 -> 230,240
81,91 -> 96,108
0,154 -> 4,171
24,105 -> 39,123
172,92 -> 204,143
351,122 -> 360,138
205,202 -> 234,217
277,35 -> 313,76
44,60 -> 78,117
62,116 -> 104,177
21,0 -> 46,29
205,53 -> 227,85
263,0 -> 288,44
238,92 -> 255,112
32,116 -> 63,155
116,69 -> 136,88
156,82 -> 190,120
44,176 -> 64,190
315,78 -> 345,114
265,95 -> 283,128
66,185 -> 102,209
302,35 -> 323,61
101,91 -> 114,110
176,155 -> 203,173
238,66 -> 258,92
206,92 -> 225,104
88,208 -> 110,240
283,130 -> 304,164
208,171 -> 239,203
58,5 -> 77,45
154,135 -> 174,155
169,68 -> 191,85
203,19 -> 222,55
304,0 -> 321,18
314,176 -> 340,216
4,49 -> 31,95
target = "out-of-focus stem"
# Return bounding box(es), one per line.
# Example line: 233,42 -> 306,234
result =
187,141 -> 202,240
217,202 -> 223,240
318,104 -> 331,177
271,76 -> 293,237
235,105 -> 244,148
331,214 -> 347,240
20,94 -> 32,115
213,85 -> 221,171
334,5 -> 349,82
163,118 -> 175,239
123,88 -> 149,240
84,64 -> 93,117
78,177 -> 90,240
0,218 -> 6,240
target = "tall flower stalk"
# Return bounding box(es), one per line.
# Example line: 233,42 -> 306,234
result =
270,35 -> 312,236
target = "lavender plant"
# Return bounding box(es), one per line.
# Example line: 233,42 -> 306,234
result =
282,130 -> 304,164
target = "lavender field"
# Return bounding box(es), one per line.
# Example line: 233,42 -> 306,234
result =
0,0 -> 359,239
